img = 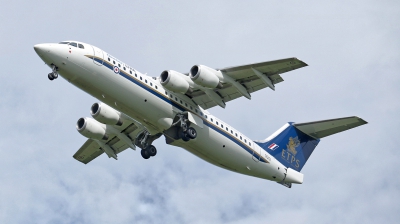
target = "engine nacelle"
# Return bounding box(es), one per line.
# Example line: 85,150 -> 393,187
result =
189,65 -> 221,88
160,70 -> 190,93
76,117 -> 109,140
91,102 -> 123,126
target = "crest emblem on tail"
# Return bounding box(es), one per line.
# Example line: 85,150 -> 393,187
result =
287,136 -> 300,155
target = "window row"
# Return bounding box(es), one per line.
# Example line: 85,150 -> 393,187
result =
209,117 -> 251,146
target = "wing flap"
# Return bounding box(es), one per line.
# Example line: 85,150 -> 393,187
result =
294,116 -> 368,139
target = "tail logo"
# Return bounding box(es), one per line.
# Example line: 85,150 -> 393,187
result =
287,137 -> 300,156
281,136 -> 301,168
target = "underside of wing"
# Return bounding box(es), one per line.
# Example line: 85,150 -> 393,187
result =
73,122 -> 142,164
186,58 -> 307,109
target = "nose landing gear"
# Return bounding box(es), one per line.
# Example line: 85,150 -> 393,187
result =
48,64 -> 59,81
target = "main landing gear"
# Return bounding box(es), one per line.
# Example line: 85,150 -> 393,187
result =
136,130 -> 161,160
48,64 -> 59,81
173,114 -> 197,142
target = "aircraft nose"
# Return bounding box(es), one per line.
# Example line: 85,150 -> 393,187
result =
33,43 -> 51,56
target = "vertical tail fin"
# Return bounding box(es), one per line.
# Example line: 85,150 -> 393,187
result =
255,116 -> 367,171
256,123 -> 319,172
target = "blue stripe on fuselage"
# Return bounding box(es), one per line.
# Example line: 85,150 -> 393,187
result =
87,55 -> 266,163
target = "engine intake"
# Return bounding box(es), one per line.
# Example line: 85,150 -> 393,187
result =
76,117 -> 109,140
160,70 -> 190,93
189,65 -> 221,88
91,103 -> 123,126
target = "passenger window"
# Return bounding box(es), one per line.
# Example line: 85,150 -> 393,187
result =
221,124 -> 224,128
190,106 -> 193,110
200,112 -> 203,116
170,94 -> 173,97
240,136 -> 242,140
175,97 -> 178,101
180,100 -> 183,104
205,115 -> 208,118
231,130 -> 233,134
118,64 -> 121,67
150,83 -> 153,86
249,142 -> 252,146
155,86 -> 158,89
211,118 -> 213,122
226,127 -> 228,131
130,70 -> 132,74
245,139 -> 247,143
69,42 -> 77,47
235,133 -> 238,137
195,109 -> 198,113
216,121 -> 219,125
113,60 -> 115,64
140,77 -> 142,80
78,44 -> 84,49
165,91 -> 168,95
123,67 -> 126,70
145,79 -> 147,83
135,74 -> 137,77
108,58 -> 111,61
185,103 -> 188,106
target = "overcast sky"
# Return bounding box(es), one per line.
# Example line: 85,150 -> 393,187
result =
1,0 -> 399,223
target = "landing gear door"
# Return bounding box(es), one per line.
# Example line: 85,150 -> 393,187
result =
92,46 -> 104,66
187,112 -> 204,128
252,144 -> 261,162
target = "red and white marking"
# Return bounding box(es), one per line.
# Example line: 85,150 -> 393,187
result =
268,143 -> 279,150
113,66 -> 119,74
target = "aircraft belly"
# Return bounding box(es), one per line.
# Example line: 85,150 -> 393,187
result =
172,124 -> 277,181
63,58 -> 174,133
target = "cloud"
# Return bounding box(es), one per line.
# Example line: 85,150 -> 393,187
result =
0,0 -> 399,223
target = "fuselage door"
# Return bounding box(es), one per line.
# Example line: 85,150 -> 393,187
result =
92,45 -> 104,66
252,143 -> 261,162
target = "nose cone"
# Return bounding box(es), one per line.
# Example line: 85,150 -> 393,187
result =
34,43 -> 51,56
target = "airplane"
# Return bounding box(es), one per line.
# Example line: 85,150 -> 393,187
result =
34,41 -> 367,188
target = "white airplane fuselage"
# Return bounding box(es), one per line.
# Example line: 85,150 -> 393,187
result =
34,41 -> 289,183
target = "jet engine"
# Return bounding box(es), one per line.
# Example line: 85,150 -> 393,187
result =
91,102 -> 123,126
189,65 -> 221,89
160,70 -> 190,93
76,117 -> 109,140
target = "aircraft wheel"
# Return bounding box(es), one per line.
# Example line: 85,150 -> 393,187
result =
147,145 -> 157,157
141,148 -> 150,159
48,73 -> 54,80
179,129 -> 191,142
186,127 -> 197,139
52,72 -> 58,79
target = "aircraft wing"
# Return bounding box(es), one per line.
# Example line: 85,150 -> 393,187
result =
187,58 -> 307,109
73,122 -> 143,164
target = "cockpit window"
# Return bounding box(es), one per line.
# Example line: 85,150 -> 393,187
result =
59,42 -> 70,44
69,42 -> 78,47
78,44 -> 84,49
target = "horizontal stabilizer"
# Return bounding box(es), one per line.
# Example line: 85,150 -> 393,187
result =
294,116 -> 367,139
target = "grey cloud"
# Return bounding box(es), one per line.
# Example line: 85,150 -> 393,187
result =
0,0 -> 399,223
